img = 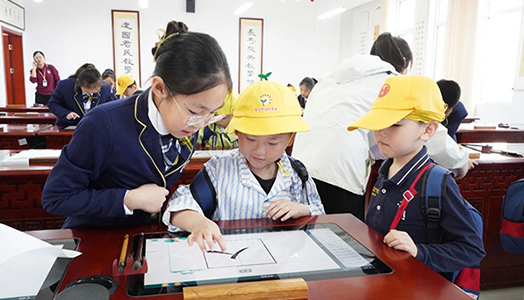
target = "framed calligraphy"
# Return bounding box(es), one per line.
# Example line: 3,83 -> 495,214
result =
238,18 -> 263,93
111,10 -> 141,87
0,0 -> 24,30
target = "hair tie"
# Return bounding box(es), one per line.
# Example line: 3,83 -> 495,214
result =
153,30 -> 180,62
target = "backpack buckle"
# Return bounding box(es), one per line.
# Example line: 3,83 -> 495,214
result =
403,190 -> 414,202
426,207 -> 441,222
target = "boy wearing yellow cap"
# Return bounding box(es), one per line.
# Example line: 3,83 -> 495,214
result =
348,75 -> 484,284
116,74 -> 137,99
163,81 -> 325,252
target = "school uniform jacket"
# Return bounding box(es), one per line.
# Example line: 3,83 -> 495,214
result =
42,89 -> 197,228
48,77 -> 115,126
442,101 -> 468,141
366,146 -> 485,279
162,149 -> 325,231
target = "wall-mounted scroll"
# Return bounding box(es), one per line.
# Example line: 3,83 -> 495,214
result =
111,10 -> 141,87
238,18 -> 263,93
0,0 -> 24,30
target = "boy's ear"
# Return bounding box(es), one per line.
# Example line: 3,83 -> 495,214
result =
420,122 -> 439,141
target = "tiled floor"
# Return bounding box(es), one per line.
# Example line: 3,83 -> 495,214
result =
480,286 -> 524,300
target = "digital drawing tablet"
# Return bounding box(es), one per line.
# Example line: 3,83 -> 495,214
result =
126,223 -> 392,296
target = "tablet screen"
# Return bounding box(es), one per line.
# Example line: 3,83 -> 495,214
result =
127,223 -> 392,296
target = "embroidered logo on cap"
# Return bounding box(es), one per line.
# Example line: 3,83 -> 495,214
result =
255,93 -> 277,111
378,84 -> 390,98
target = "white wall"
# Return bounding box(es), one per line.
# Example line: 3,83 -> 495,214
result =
2,0 -> 375,106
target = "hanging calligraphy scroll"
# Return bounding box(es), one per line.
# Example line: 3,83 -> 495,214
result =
111,10 -> 141,87
238,18 -> 264,93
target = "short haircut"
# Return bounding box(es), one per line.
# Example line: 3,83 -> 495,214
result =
437,79 -> 461,108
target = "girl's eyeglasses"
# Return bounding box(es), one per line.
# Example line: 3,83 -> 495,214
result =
168,89 -> 225,127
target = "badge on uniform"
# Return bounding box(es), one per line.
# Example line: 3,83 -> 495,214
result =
42,79 -> 48,87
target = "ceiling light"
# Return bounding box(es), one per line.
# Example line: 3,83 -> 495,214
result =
234,2 -> 253,15
318,7 -> 347,20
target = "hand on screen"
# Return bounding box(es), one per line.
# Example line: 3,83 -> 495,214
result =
383,229 -> 417,257
187,219 -> 227,253
265,199 -> 311,222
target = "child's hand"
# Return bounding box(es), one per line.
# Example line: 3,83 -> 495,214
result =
265,199 -> 311,222
187,219 -> 227,253
383,229 -> 418,257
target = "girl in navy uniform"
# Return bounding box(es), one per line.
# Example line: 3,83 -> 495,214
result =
42,20 -> 232,228
48,63 -> 114,127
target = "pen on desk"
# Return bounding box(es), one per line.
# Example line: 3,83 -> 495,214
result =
133,232 -> 145,270
118,234 -> 129,273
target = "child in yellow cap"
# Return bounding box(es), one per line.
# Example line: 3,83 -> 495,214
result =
163,81 -> 325,252
197,91 -> 239,148
348,75 -> 484,289
116,74 -> 137,99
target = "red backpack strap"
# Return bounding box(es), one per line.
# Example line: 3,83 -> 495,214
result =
389,163 -> 433,231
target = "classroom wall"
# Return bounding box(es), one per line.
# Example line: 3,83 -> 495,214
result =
0,0 -> 373,107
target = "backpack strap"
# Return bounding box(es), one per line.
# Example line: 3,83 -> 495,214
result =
288,156 -> 310,205
421,164 -> 450,244
389,163 -> 433,231
189,167 -> 217,219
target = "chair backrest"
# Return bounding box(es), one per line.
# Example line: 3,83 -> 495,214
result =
500,178 -> 524,254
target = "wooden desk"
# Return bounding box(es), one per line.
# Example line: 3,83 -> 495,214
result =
25,214 -> 472,300
456,124 -> 524,143
0,106 -> 50,112
0,112 -> 57,124
366,150 -> 524,289
37,125 -> 74,149
0,150 -> 212,231
462,117 -> 480,123
0,124 -> 52,149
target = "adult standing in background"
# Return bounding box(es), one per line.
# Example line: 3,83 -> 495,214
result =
47,63 -> 114,127
42,20 -> 232,228
292,32 -> 471,221
29,51 -> 60,106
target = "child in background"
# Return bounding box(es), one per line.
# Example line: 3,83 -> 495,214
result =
347,75 -> 485,284
197,91 -> 239,148
116,74 -> 138,99
163,81 -> 325,252
102,69 -> 116,95
437,79 -> 468,141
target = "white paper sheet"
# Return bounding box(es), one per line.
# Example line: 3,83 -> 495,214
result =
0,149 -> 62,166
0,224 -> 81,299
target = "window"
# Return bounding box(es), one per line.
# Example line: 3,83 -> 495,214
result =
432,0 -> 448,80
478,0 -> 523,103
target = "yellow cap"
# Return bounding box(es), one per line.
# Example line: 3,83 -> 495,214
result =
227,81 -> 310,135
116,74 -> 135,95
347,75 -> 446,131
216,91 -> 239,115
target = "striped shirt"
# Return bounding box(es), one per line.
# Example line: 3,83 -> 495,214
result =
163,149 -> 325,231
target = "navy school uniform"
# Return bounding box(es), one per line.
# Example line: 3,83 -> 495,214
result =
48,77 -> 115,127
442,101 -> 468,141
42,89 -> 197,228
366,146 -> 485,280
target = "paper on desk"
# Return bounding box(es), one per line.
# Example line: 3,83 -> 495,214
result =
0,149 -> 62,166
0,224 -> 81,299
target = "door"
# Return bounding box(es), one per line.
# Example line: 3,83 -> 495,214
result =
2,27 -> 25,105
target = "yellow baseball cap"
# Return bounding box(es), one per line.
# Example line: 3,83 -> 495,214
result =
227,81 -> 310,135
347,75 -> 446,131
116,74 -> 135,95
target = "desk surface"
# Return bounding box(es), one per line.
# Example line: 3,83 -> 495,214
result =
457,123 -> 524,143
26,214 -> 471,300
0,112 -> 56,124
0,106 -> 50,112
